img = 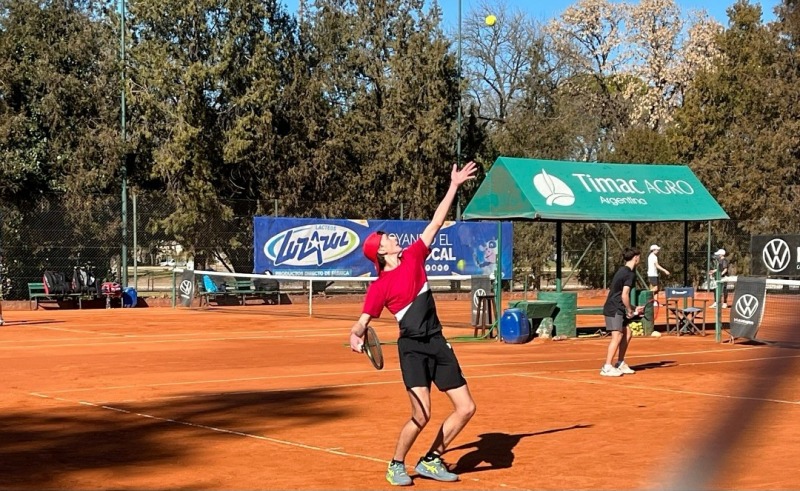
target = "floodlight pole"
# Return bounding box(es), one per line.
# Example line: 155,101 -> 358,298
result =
456,0 -> 462,220
120,0 -> 128,287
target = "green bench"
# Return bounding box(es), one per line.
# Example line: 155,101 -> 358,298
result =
197,278 -> 281,307
28,282 -> 85,310
576,306 -> 605,316
507,300 -> 558,321
226,279 -> 281,305
196,281 -> 234,307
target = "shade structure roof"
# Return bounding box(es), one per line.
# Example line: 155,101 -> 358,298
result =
462,157 -> 729,222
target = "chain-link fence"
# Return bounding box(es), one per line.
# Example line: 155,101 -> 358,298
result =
0,193 -> 412,300
0,193 -> 754,300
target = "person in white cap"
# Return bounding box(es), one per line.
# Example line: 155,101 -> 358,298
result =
708,249 -> 729,308
647,245 -> 670,305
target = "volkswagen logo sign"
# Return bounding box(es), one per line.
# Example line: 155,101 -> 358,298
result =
762,238 -> 791,273
179,279 -> 194,299
473,288 -> 487,307
734,294 -> 759,319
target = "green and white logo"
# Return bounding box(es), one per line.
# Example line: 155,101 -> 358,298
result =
533,170 -> 575,206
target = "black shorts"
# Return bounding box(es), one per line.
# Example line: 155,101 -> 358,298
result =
397,333 -> 466,391
648,276 -> 659,286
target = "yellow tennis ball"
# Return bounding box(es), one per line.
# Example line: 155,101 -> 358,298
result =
485,14 -> 496,26
457,259 -> 466,271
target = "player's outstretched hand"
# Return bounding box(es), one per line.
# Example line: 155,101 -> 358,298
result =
452,161 -> 478,186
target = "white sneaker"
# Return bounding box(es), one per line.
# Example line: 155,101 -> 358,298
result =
0,318 -> 4,326
709,302 -> 717,308
722,303 -> 728,308
616,361 -> 635,374
600,364 -> 623,377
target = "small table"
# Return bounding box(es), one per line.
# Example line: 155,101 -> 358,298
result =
667,306 -> 705,336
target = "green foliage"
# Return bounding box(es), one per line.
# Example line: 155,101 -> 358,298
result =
0,0 -> 120,203
296,0 -> 459,220
671,0 -> 800,241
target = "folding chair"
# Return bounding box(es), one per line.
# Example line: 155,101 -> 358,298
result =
664,287 -> 709,336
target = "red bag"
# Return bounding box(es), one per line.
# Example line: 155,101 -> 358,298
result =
101,281 -> 122,296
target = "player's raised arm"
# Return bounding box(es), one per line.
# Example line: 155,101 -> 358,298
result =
420,161 -> 477,248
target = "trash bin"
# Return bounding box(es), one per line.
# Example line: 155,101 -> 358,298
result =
637,289 -> 654,336
122,287 -> 138,308
499,308 -> 531,344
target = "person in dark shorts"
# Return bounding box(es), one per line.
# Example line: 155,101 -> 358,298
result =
646,244 -> 670,305
349,161 -> 478,486
601,247 -> 641,377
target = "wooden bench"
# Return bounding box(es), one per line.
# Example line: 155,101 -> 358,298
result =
28,282 -> 85,310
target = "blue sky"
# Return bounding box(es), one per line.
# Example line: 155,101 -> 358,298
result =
488,0 -> 780,26
283,0 -> 781,27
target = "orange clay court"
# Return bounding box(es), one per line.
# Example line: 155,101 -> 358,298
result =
1,296 -> 799,490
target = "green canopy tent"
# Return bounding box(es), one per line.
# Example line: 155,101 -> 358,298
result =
462,157 -> 729,337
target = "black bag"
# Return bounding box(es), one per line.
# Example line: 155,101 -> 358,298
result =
43,271 -> 69,295
72,266 -> 99,295
253,271 -> 278,292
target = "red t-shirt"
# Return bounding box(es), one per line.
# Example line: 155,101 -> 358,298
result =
362,239 -> 430,320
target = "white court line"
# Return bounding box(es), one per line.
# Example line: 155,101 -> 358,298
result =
4,321 -> 773,357
2,325 -> 349,342
37,346 -> 762,394
37,345 -> 765,395
44,373 -> 525,404
514,373 -> 800,406
53,353 -> 800,406
0,332 -> 356,350
28,391 -> 533,491
0,326 -> 369,348
16,325 -> 127,336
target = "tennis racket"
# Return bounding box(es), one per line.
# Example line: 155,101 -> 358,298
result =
361,326 -> 384,370
631,297 -> 659,321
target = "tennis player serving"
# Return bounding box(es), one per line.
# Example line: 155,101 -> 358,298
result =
349,161 -> 478,486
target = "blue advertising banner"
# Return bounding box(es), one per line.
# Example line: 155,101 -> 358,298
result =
253,218 -> 513,278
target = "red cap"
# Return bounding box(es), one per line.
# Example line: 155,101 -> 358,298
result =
363,232 -> 383,273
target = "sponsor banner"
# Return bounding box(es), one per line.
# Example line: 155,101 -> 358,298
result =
463,158 -> 728,222
253,218 -> 513,278
179,270 -> 195,307
751,234 -> 800,277
729,276 -> 767,340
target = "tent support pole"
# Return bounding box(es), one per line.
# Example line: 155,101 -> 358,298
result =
684,221 -> 690,287
555,222 -> 563,292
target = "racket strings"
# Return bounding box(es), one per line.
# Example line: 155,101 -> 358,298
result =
364,328 -> 385,370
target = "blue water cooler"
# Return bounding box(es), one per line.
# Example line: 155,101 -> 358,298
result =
499,308 -> 531,344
